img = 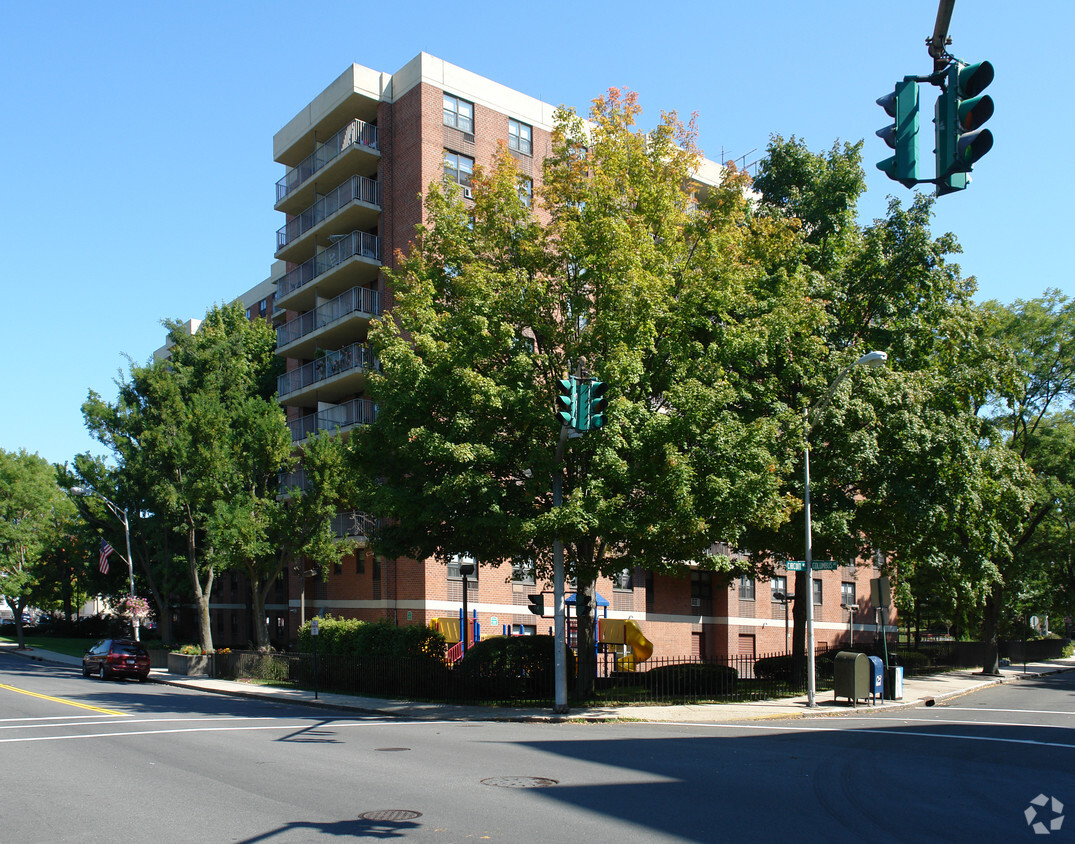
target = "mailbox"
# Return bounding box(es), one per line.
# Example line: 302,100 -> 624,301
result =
867,656 -> 884,703
834,651 -> 871,707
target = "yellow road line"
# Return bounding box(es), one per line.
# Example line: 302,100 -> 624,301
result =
0,683 -> 126,715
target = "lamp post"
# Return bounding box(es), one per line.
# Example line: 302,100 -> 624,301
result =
458,556 -> 475,654
803,350 -> 887,707
842,603 -> 857,647
773,591 -> 793,655
70,486 -> 138,642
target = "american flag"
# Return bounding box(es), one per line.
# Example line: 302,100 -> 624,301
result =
99,540 -> 114,575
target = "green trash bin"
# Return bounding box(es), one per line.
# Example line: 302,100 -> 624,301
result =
834,651 -> 870,707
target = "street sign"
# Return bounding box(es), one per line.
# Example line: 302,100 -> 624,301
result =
311,618 -> 320,636
786,560 -> 837,571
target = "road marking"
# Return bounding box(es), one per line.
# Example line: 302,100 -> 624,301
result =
0,716 -> 278,731
941,706 -> 1075,717
0,683 -> 126,715
0,719 -> 454,745
664,721 -> 1075,750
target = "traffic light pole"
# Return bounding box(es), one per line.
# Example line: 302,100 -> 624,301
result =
552,423 -> 569,714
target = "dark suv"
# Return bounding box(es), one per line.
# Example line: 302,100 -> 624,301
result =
83,638 -> 151,682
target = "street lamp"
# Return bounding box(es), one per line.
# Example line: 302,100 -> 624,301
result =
803,350 -> 887,707
842,603 -> 857,647
70,486 -> 139,641
457,556 -> 475,654
773,591 -> 794,655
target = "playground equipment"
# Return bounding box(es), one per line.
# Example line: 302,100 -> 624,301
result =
598,618 -> 653,671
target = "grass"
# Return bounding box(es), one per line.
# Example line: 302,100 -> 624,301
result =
0,635 -> 97,658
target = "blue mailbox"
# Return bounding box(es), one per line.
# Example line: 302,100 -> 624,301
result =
867,656 -> 884,703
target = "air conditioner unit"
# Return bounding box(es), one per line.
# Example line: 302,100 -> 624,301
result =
462,186 -> 474,200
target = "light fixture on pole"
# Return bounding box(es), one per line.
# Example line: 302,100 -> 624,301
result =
842,603 -> 857,647
773,591 -> 793,655
803,350 -> 887,707
457,556 -> 475,654
70,486 -> 139,642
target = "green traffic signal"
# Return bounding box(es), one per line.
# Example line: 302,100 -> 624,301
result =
935,60 -> 994,196
575,380 -> 591,430
588,380 -> 608,429
555,377 -> 575,428
527,593 -> 545,616
876,78 -> 920,187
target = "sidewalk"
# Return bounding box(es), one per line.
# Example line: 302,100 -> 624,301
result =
6,642 -> 1073,723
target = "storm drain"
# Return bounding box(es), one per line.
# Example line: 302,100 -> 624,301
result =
481,776 -> 559,789
359,810 -> 422,822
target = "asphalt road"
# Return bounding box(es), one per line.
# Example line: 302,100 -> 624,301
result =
2,651 -> 1072,843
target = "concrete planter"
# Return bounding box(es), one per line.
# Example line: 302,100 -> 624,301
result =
167,652 -> 212,676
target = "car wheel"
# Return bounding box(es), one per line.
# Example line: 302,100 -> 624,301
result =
82,664 -> 89,677
99,664 -> 107,681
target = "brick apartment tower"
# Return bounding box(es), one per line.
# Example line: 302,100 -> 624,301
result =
268,53 -> 892,661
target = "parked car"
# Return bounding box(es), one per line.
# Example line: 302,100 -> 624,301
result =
82,639 -> 151,682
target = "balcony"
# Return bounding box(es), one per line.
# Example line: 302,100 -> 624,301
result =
276,174 -> 382,263
287,398 -> 377,442
277,342 -> 378,405
276,118 -> 379,212
276,287 -> 381,358
275,231 -> 381,312
332,510 -> 379,543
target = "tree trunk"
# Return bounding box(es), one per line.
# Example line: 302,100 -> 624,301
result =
573,581 -> 597,700
980,581 -> 1002,675
252,578 -> 269,651
186,527 -> 214,652
791,569 -> 807,684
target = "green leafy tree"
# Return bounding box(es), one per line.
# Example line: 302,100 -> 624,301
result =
83,304 -> 292,651
0,449 -> 72,647
352,90 -> 822,696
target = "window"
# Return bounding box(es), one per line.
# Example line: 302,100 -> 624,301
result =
447,556 -> 477,580
508,118 -> 532,156
356,555 -> 365,575
444,150 -> 474,190
612,569 -> 632,591
513,624 -> 536,636
691,571 -> 713,604
771,576 -> 788,601
443,94 -> 474,133
333,562 -> 342,575
813,579 -> 823,605
511,558 -> 536,585
645,571 -> 655,613
841,581 -> 856,607
738,575 -> 756,601
519,177 -> 533,208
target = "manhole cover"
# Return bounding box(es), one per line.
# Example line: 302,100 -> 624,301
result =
481,776 -> 559,789
359,810 -> 422,822
375,747 -> 411,752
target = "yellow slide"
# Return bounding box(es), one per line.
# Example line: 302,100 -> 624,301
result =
617,620 -> 653,672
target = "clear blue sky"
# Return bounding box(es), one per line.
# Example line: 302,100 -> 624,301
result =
2,1 -> 1070,467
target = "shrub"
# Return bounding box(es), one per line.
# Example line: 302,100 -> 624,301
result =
295,616 -> 446,659
454,635 -> 572,700
644,663 -> 738,696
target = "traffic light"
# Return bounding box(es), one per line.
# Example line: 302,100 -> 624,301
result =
527,593 -> 545,616
587,380 -> 608,429
575,380 -> 591,430
876,78 -> 920,187
555,377 -> 576,428
935,60 -> 994,195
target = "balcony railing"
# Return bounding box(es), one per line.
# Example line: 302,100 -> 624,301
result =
287,398 -> 378,442
332,509 -> 379,540
277,287 -> 381,348
277,175 -> 382,251
276,118 -> 379,203
277,231 -> 381,300
277,343 -> 377,398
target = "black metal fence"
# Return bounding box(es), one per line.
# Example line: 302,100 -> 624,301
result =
213,646 -> 840,707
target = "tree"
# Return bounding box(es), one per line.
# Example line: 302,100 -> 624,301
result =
352,90 -> 822,696
0,449 -> 71,648
84,303 -> 293,651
